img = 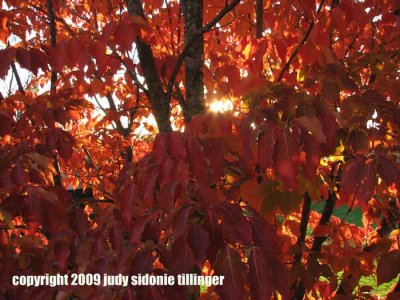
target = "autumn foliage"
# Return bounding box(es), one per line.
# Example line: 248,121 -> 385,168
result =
0,0 -> 400,299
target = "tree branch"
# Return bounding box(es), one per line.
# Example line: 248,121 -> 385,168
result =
45,0 -> 64,186
105,93 -> 130,137
166,0 -> 241,103
111,51 -> 149,95
294,192 -> 312,264
11,62 -> 25,95
256,0 -> 263,38
46,0 -> 57,92
181,0 -> 205,120
277,0 -> 325,81
292,190 -> 337,299
311,190 -> 336,252
125,0 -> 172,133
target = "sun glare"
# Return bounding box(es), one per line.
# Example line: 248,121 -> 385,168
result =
209,99 -> 233,113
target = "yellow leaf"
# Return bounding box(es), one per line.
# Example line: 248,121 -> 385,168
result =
0,208 -> 14,230
242,42 -> 252,60
25,152 -> 56,174
297,69 -> 305,82
390,229 -> 400,237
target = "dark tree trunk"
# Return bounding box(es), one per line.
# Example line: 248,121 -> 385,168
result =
256,0 -> 263,38
182,0 -> 205,121
125,0 -> 172,133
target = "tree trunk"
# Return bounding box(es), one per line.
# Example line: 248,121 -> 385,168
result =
256,0 -> 263,38
125,0 -> 172,133
182,0 -> 205,121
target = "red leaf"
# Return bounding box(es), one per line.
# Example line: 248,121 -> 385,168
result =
187,114 -> 232,138
153,133 -> 168,163
141,286 -> 164,300
121,288 -> 137,300
90,231 -> 106,258
248,212 -> 289,298
258,122 -> 278,170
22,196 -> 42,223
377,154 -> 400,187
171,236 -> 195,274
158,156 -> 174,186
340,157 -> 360,199
294,116 -> 326,144
29,48 -> 49,75
130,250 -> 154,275
298,41 -> 319,64
160,55 -> 177,78
173,205 -> 193,238
171,159 -> 190,184
313,224 -> 330,237
68,207 -> 90,238
331,7 -> 347,33
319,112 -> 339,152
0,48 -> 15,78
303,133 -> 321,179
140,217 -> 160,243
113,21 -> 137,51
16,48 -> 31,70
214,247 -> 246,300
249,210 -> 281,257
41,200 -> 61,234
321,79 -> 340,104
119,182 -> 137,228
0,112 -> 12,136
168,132 -> 187,159
46,131 -> 58,149
188,137 -> 208,182
66,38 -> 85,67
47,43 -> 66,73
341,75 -> 358,92
56,131 -> 75,160
240,117 -> 257,162
159,181 -> 183,210
248,248 -> 275,300
53,107 -> 69,125
143,167 -> 158,208
109,226 -> 123,252
11,160 -> 28,186
341,157 -> 377,203
90,41 -> 108,74
214,202 -> 252,245
357,158 -> 377,203
129,213 -> 156,244
275,39 -> 287,61
187,224 -> 210,268
348,129 -> 370,155
101,21 -> 116,43
218,65 -> 241,88
197,183 -> 224,209
377,250 -> 400,285
273,129 -> 298,188
54,240 -> 70,270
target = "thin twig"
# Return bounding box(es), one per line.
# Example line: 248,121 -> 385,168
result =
11,62 -> 25,95
164,0 -> 176,54
293,192 -> 312,264
277,0 -> 325,81
166,0 -> 241,102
